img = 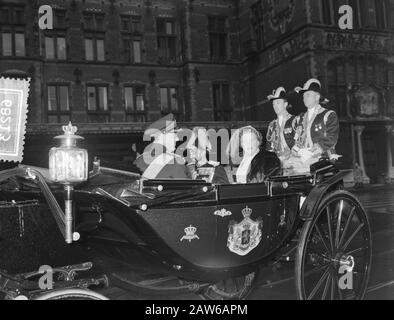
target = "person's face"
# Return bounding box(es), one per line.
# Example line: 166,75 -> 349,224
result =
162,132 -> 179,152
303,91 -> 320,109
273,99 -> 288,115
241,131 -> 260,155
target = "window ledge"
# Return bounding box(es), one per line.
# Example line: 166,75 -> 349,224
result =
87,111 -> 110,114
125,110 -> 146,114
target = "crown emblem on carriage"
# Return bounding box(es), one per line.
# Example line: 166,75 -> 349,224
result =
242,206 -> 253,218
185,225 -> 196,235
180,225 -> 199,242
214,208 -> 232,218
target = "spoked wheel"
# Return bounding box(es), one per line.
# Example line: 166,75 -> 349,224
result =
33,289 -> 109,300
200,271 -> 258,300
295,191 -> 372,300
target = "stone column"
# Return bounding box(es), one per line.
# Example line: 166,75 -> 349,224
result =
354,126 -> 370,184
385,125 -> 394,184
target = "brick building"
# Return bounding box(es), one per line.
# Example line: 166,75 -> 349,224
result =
0,0 -> 394,182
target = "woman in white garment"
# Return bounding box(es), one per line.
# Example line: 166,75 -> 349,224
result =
226,126 -> 281,184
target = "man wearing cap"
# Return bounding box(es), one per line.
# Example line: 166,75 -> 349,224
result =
134,113 -> 191,180
290,79 -> 340,171
266,87 -> 297,162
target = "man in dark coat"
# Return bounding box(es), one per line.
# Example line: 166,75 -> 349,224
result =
134,114 -> 191,180
293,79 -> 341,160
285,79 -> 341,174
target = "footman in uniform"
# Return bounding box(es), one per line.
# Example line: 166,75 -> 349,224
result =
288,79 -> 341,173
134,113 -> 191,180
266,87 -> 297,163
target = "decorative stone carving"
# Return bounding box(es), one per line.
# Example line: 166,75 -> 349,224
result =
264,0 -> 296,34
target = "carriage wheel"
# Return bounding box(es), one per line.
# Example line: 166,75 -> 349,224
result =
34,289 -> 109,300
200,270 -> 258,300
295,191 -> 372,300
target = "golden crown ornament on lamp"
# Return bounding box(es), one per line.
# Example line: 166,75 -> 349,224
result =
49,122 -> 88,243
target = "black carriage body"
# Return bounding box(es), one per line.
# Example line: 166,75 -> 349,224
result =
68,170 -> 309,282
0,162 -> 349,284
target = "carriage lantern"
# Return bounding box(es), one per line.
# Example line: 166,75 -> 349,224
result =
49,122 -> 88,243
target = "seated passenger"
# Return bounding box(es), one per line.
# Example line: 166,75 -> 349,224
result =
266,87 -> 297,165
186,127 -> 229,185
134,113 -> 191,180
226,126 -> 281,184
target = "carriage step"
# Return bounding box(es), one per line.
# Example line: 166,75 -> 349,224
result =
138,276 -> 179,286
110,272 -> 207,296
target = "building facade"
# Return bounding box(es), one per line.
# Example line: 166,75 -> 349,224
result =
0,0 -> 393,182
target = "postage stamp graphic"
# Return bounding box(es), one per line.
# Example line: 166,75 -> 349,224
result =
0,77 -> 30,163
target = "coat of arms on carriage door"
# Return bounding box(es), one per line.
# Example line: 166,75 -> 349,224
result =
265,0 -> 296,34
227,206 -> 263,256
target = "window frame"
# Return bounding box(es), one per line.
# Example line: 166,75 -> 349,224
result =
44,34 -> 67,60
250,1 -> 265,49
388,0 -> 394,29
84,35 -> 105,62
54,9 -> 67,30
208,15 -> 228,61
160,86 -> 181,116
83,12 -> 105,31
122,36 -> 142,63
212,82 -> 232,121
156,18 -> 177,64
83,12 -> 106,62
121,14 -> 142,34
124,85 -> 146,113
46,84 -> 71,123
86,84 -> 109,113
0,28 -> 25,57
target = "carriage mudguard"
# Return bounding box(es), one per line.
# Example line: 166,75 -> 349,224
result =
299,170 -> 351,221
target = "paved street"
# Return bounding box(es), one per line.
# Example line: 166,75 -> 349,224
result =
94,187 -> 394,300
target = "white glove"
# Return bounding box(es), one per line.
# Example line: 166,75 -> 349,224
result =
330,154 -> 343,161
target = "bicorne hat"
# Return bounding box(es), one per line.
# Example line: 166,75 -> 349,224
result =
294,79 -> 329,103
267,87 -> 287,101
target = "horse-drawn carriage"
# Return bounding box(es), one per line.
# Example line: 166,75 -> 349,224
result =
0,159 -> 371,300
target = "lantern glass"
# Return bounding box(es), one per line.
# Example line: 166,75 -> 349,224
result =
49,146 -> 88,184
